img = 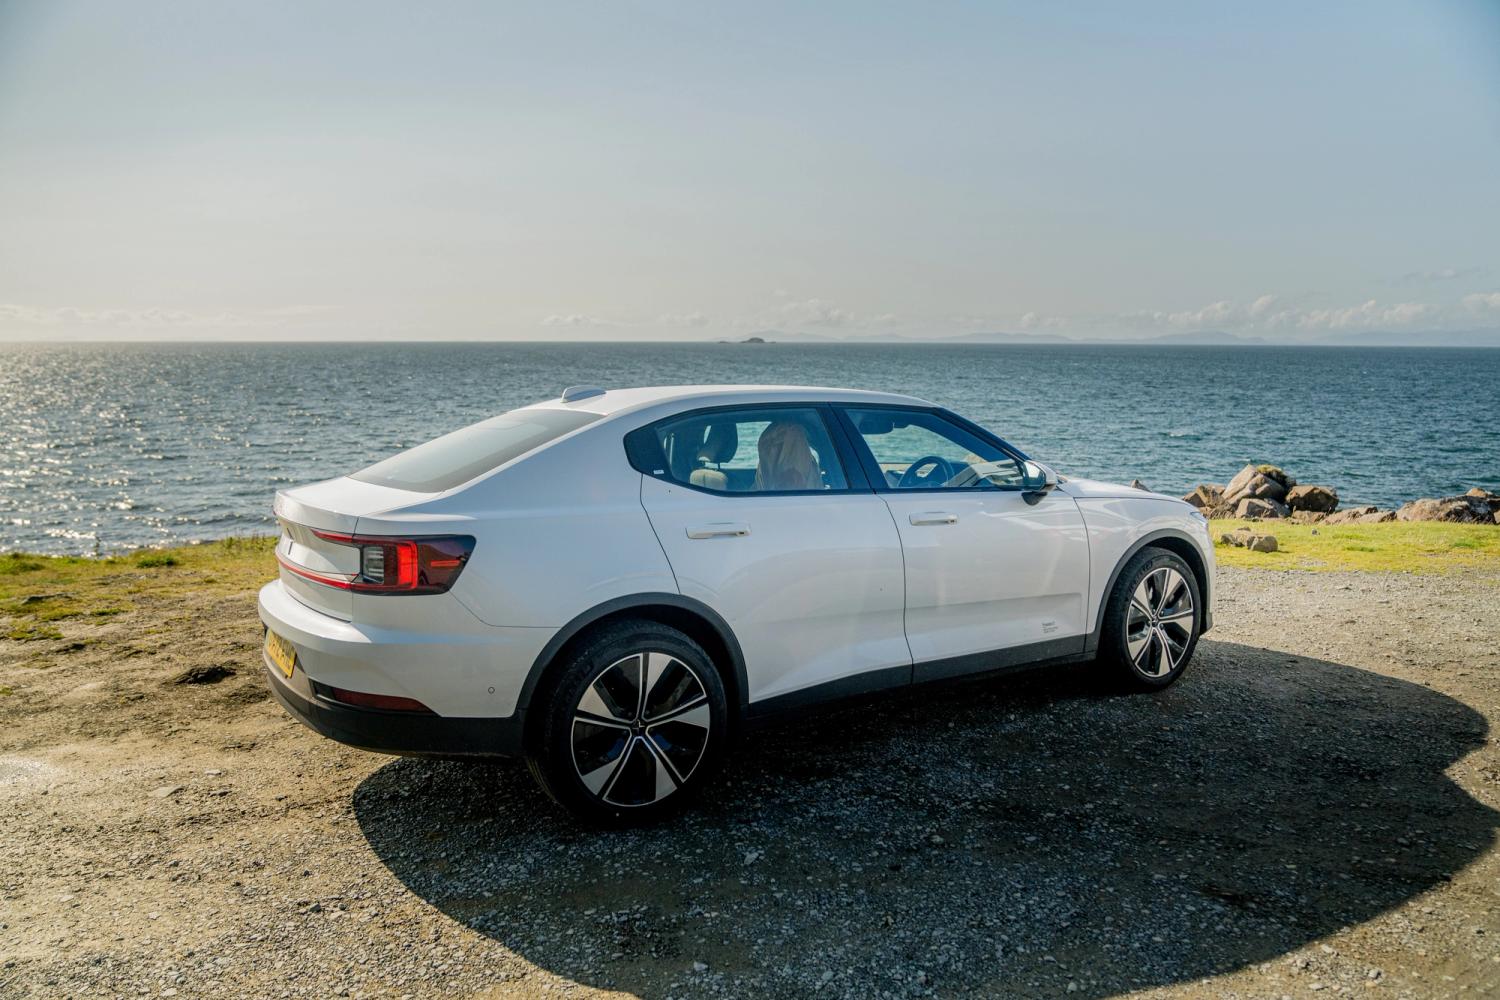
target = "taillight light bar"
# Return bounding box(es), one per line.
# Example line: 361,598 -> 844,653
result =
277,532 -> 476,595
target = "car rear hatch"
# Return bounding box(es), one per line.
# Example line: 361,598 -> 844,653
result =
273,477 -> 435,620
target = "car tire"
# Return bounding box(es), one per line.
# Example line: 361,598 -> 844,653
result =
526,619 -> 729,824
1098,547 -> 1202,690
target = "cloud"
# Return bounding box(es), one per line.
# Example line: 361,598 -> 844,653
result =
1462,292 -> 1500,313
541,313 -> 619,328
1111,293 -> 1496,333
0,303 -> 326,329
1389,266 -> 1482,284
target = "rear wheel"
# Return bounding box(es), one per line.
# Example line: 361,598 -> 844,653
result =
1099,547 -> 1201,689
526,620 -> 728,824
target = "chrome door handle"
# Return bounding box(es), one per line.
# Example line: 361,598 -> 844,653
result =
909,512 -> 958,526
686,523 -> 750,539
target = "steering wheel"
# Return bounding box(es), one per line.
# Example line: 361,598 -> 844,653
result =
898,454 -> 957,488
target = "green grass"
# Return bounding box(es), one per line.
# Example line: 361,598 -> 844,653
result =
1212,519 -> 1500,573
0,538 -> 277,644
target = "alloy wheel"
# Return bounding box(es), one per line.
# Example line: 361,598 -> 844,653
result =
1125,566 -> 1195,678
570,651 -> 712,807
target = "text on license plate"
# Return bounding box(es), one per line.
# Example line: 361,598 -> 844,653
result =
265,630 -> 297,679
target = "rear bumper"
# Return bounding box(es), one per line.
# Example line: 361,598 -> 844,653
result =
263,656 -> 525,758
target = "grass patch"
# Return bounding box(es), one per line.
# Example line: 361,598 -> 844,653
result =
1213,519 -> 1500,573
6,623 -> 64,642
1,554 -> 45,575
1,539 -> 276,646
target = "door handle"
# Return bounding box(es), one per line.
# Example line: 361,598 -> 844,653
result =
686,523 -> 751,539
909,512 -> 958,526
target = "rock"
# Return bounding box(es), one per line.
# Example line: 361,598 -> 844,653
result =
1223,464 -> 1258,501
1129,479 -> 1151,492
1255,464 -> 1296,490
1244,533 -> 1279,553
1360,509 -> 1397,524
150,785 -> 184,799
1226,472 -> 1286,506
1290,510 -> 1327,523
1182,484 -> 1225,509
1395,495 -> 1496,524
1286,484 -> 1338,513
1323,505 -> 1378,525
1236,496 -> 1288,519
173,664 -> 236,685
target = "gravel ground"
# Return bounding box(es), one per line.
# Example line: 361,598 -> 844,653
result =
3,566 -> 1499,998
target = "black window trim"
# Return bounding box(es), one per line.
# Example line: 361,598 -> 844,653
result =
622,401 -> 874,498
829,403 -> 1035,495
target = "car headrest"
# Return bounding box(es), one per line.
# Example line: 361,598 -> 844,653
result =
696,422 -> 738,464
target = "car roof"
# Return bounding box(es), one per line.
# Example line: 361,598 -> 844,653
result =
529,384 -> 936,419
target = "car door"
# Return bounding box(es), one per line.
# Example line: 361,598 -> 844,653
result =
632,404 -> 911,707
837,406 -> 1090,680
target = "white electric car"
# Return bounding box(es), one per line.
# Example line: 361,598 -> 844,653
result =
259,385 -> 1214,821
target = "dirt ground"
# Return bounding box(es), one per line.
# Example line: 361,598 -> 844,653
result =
3,561 -> 1499,998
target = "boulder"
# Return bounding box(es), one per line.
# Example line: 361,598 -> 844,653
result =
1129,479 -> 1151,492
1286,484 -> 1338,514
1255,464 -> 1296,490
1216,528 -> 1278,552
1182,484 -> 1226,510
1358,509 -> 1397,524
1395,495 -> 1497,524
1235,496 -> 1289,519
1323,505 -> 1377,525
1222,464 -> 1259,503
1245,533 -> 1279,553
1226,472 -> 1286,506
1290,510 -> 1327,524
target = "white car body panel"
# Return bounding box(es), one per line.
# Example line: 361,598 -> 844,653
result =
1068,492 -> 1216,634
880,488 -> 1091,663
256,384 -> 1215,761
640,475 -> 910,702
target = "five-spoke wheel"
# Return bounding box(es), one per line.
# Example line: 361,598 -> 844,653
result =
528,620 -> 727,823
571,651 -> 713,807
1101,547 -> 1202,688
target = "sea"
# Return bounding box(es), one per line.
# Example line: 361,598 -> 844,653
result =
2,341 -> 1496,555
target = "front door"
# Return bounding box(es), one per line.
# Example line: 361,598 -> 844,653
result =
838,406 -> 1090,679
636,405 -> 911,706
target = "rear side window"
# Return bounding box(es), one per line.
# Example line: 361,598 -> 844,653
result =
642,406 -> 849,494
350,408 -> 600,492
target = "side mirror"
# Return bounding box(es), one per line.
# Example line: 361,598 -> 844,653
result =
1021,460 -> 1057,495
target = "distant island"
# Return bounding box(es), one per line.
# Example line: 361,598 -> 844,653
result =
716,328 -> 1500,348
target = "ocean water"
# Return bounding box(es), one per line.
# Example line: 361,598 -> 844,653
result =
2,341 -> 1496,555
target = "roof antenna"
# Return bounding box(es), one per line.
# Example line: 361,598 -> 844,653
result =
561,386 -> 606,402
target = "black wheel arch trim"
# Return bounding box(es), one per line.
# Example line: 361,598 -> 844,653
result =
1084,528 -> 1212,656
517,592 -> 749,719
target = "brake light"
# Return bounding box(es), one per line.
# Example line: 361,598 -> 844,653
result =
277,532 -> 476,594
324,685 -> 433,713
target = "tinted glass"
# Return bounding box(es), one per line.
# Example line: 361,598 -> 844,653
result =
652,407 -> 848,493
350,408 -> 599,492
844,408 -> 1023,489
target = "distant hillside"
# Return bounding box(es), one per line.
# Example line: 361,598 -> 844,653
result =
713,328 -> 1500,347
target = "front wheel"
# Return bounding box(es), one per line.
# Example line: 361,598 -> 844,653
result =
1098,547 -> 1202,689
526,620 -> 728,824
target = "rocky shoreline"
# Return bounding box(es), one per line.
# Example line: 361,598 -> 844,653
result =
1173,463 -> 1500,526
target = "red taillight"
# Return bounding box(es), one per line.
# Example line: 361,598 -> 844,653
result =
277,532 -> 476,595
324,685 -> 433,713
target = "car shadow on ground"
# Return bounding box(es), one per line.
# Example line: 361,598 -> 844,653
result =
353,641 -> 1495,998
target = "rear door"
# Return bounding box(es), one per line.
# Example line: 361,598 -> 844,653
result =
837,406 -> 1090,679
634,404 -> 911,707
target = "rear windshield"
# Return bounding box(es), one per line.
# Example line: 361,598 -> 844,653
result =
349,408 -> 600,493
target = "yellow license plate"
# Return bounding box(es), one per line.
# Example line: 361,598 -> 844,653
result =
265,630 -> 297,679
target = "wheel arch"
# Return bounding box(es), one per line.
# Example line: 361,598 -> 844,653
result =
518,593 -> 747,745
1085,528 -> 1211,655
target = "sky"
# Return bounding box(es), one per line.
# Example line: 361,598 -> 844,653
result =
1,0 -> 1498,342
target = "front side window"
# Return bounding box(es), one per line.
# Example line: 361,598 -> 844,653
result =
843,408 -> 1023,490
350,407 -> 600,492
651,407 -> 849,493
